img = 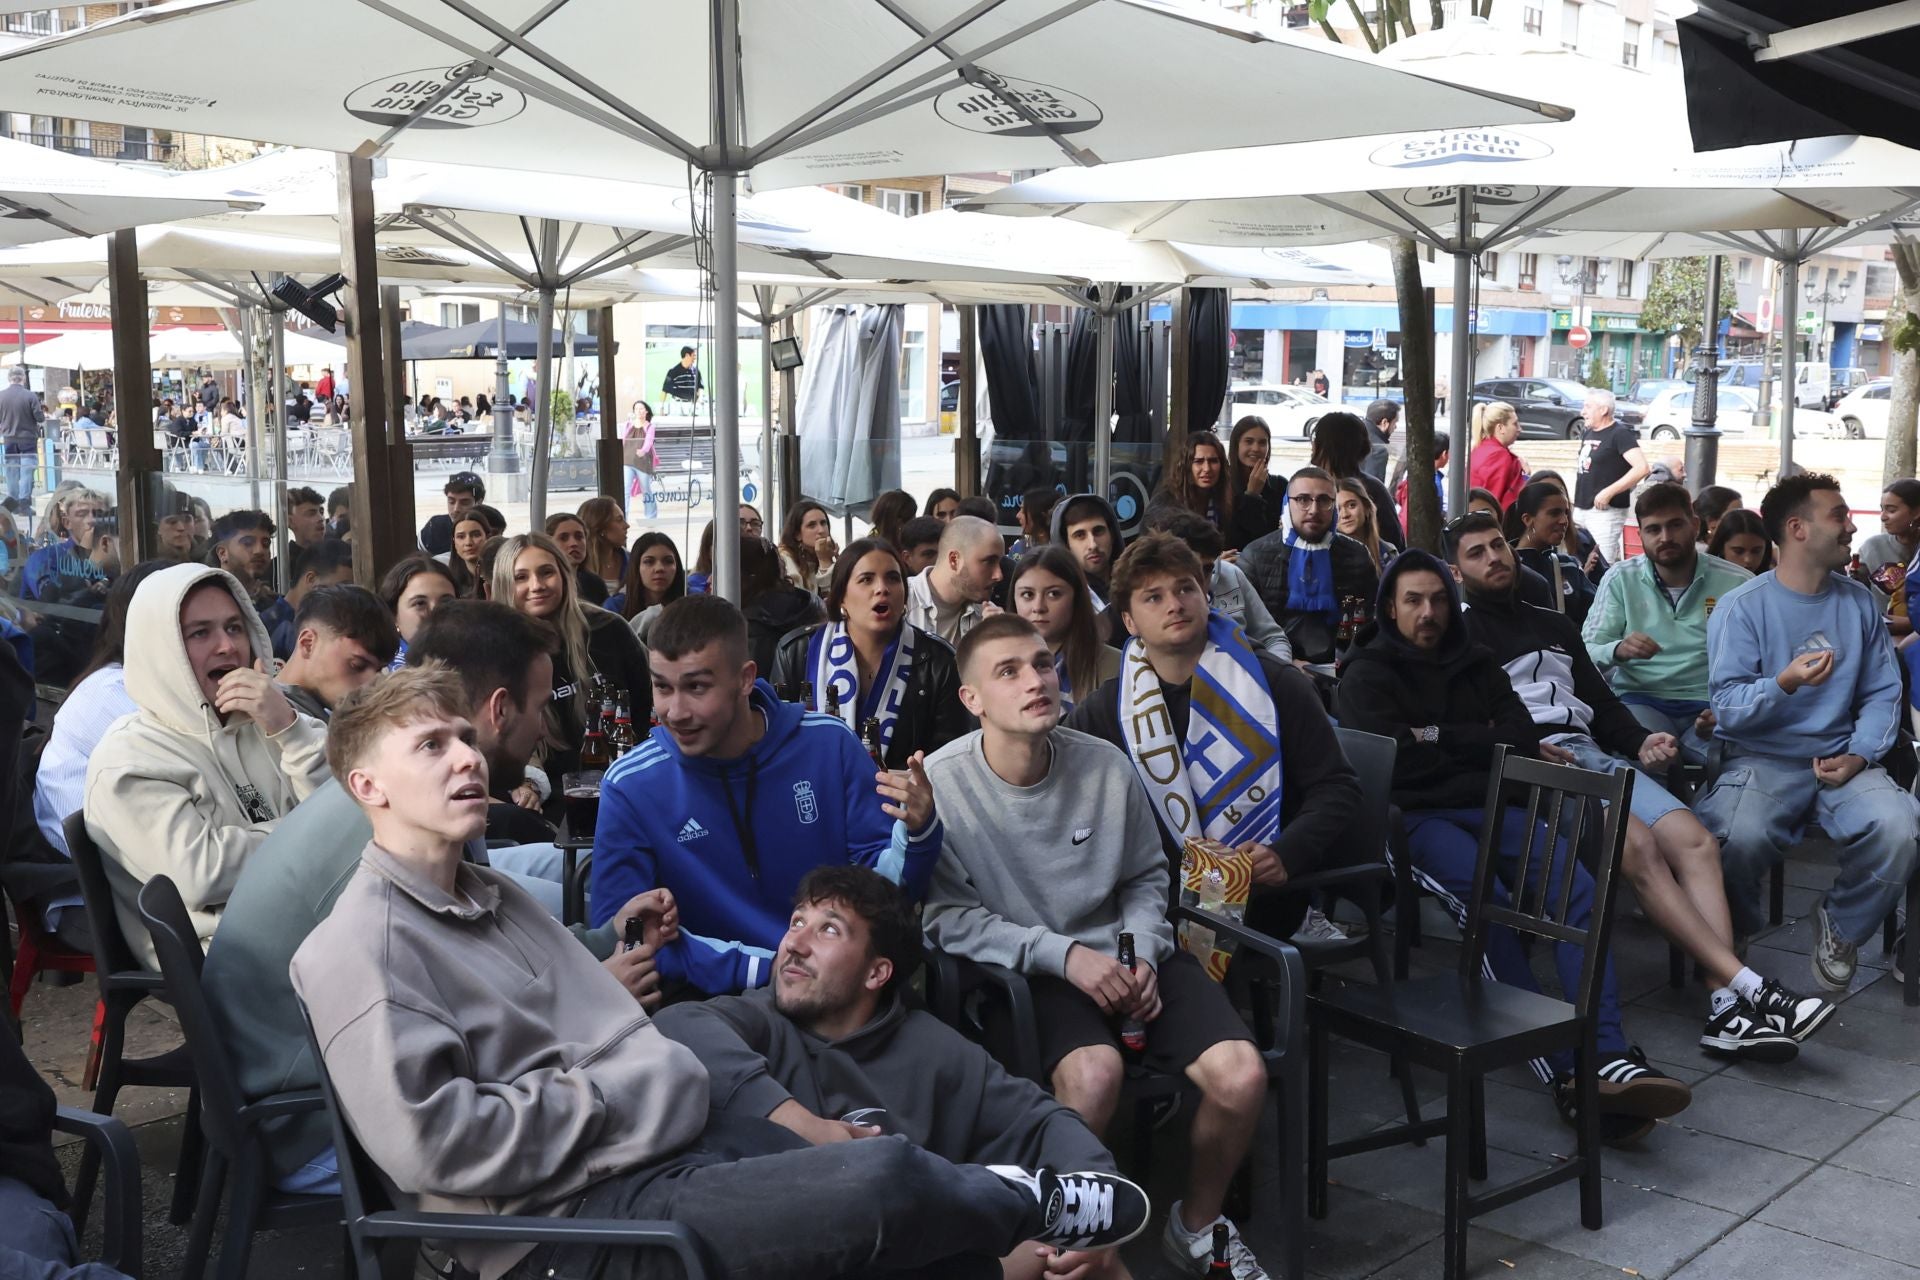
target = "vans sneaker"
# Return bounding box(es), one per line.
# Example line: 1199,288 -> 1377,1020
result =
988,1167 -> 1149,1252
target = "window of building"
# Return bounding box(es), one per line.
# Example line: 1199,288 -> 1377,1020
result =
1654,37 -> 1679,65
823,183 -> 864,202
439,302 -> 481,328
1518,253 -> 1538,291
1622,19 -> 1641,67
1560,3 -> 1581,49
875,187 -> 925,217
1522,5 -> 1543,35
1616,259 -> 1634,297
1480,250 -> 1501,281
1737,257 -> 1753,284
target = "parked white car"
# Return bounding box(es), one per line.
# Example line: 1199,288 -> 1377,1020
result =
1228,384 -> 1334,439
1641,385 -> 1763,441
1833,380 -> 1893,439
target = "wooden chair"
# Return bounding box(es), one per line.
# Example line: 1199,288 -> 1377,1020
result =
1308,748 -> 1634,1280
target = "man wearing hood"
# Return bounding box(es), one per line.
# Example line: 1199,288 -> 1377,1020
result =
1450,513 -> 1833,1062
592,595 -> 943,996
1335,548 -> 1692,1141
1239,467 -> 1379,670
658,865 -> 1134,1280
83,563 -> 330,967
1051,493 -> 1123,611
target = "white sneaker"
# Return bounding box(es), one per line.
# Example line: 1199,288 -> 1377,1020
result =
1292,906 -> 1350,945
1161,1202 -> 1270,1279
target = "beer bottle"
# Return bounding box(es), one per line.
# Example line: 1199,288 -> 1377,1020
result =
610,693 -> 638,757
799,679 -> 815,708
1208,1223 -> 1230,1275
824,684 -> 842,720
579,703 -> 610,770
1117,931 -> 1147,1053
622,915 -> 645,953
1335,596 -> 1355,645
860,716 -> 885,767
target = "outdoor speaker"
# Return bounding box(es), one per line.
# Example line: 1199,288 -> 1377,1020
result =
770,336 -> 804,371
271,273 -> 349,333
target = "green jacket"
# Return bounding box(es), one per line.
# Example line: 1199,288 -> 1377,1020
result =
1581,552 -> 1753,702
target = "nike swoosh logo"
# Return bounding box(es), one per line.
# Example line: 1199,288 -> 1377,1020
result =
1072,829 -> 1094,845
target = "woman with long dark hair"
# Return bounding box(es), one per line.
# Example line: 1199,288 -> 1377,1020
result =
779,498 -> 838,595
868,489 -> 918,552
1707,508 -> 1775,576
378,555 -> 460,670
614,531 -> 686,640
742,535 -> 825,677
577,496 -> 630,594
1227,415 -> 1280,547
543,511 -> 610,606
1006,545 -> 1117,710
1527,469 -> 1607,581
1504,480 -> 1597,623
1310,411 -> 1405,550
1146,432 -> 1238,549
445,511 -> 490,598
1692,484 -> 1743,547
1335,477 -> 1394,573
771,536 -> 969,766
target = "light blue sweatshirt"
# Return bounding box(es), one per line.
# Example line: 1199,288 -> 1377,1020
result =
1707,570 -> 1903,762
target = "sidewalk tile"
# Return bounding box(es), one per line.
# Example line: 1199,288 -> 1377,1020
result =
1828,1115 -> 1920,1189
1671,1072 -> 1880,1160
1669,1221 -> 1920,1280
1756,1165 -> 1920,1264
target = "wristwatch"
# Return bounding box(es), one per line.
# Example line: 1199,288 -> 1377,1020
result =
1416,725 -> 1440,745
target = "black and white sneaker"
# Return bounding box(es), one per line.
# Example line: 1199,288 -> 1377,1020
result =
1594,1048 -> 1693,1119
1811,898 -> 1857,993
1552,1078 -> 1659,1146
989,1166 -> 1150,1252
1700,1002 -> 1798,1063
1746,977 -> 1835,1043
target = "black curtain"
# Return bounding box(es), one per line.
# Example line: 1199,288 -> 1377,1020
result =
1186,288 -> 1231,435
977,304 -> 1042,440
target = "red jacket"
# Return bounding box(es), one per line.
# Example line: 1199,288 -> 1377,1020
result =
1469,437 -> 1527,510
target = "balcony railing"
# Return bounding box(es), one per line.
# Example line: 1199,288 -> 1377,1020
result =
1,14 -> 81,36
11,131 -> 176,163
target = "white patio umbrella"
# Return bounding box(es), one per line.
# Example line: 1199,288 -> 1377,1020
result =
963,20 -> 1920,509
0,0 -> 1560,596
0,135 -> 258,247
1,329 -> 117,368
150,326 -> 347,369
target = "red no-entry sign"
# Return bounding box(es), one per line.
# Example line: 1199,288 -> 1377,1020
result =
1567,325 -> 1592,348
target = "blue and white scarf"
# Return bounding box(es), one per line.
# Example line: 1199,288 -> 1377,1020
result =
1117,612 -> 1282,847
1285,527 -> 1338,626
806,622 -> 918,754
1055,651 -> 1076,711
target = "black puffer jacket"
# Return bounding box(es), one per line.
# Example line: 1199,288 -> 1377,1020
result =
1238,527 -> 1380,664
770,623 -> 975,767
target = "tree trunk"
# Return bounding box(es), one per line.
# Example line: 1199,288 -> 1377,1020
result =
1885,244 -> 1920,485
1343,0 -> 1382,51
1393,237 -> 1442,552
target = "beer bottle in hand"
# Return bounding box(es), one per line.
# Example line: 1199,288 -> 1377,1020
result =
860,716 -> 885,767
1117,931 -> 1147,1053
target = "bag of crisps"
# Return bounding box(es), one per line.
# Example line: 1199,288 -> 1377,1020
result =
1177,836 -> 1252,982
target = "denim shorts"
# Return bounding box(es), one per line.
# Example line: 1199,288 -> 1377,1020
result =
1547,732 -> 1687,828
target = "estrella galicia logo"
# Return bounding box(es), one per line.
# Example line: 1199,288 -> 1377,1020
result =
935,74 -> 1102,137
345,65 -> 527,130
1401,183 -> 1543,209
1370,130 -> 1553,168
793,781 -> 820,825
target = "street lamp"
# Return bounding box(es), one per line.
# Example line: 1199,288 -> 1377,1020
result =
1556,254 -> 1610,379
1801,270 -> 1851,363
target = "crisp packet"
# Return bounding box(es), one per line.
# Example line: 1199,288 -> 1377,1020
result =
1178,835 -> 1252,982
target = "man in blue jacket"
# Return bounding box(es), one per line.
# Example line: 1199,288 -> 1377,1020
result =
593,595 -> 941,994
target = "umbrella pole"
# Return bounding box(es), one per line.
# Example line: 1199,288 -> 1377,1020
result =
529,220 -> 561,528
490,303 -> 520,500
1685,256 -> 1724,494
713,173 -> 742,602
239,305 -> 264,510
270,313 -> 289,591
1780,231 -> 1799,476
758,292 -> 775,528
1094,286 -> 1116,499
1447,186 -> 1475,519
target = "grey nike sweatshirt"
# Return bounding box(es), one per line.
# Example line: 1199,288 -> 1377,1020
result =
922,727 -> 1176,976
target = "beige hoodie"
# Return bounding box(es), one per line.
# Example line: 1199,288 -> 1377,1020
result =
83,563 -> 329,967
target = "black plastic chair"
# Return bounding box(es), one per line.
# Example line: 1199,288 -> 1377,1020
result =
926,906 -> 1309,1280
297,1005 -> 712,1280
60,811 -> 201,1231
53,1105 -> 143,1278
1308,747 -> 1633,1280
136,875 -> 342,1280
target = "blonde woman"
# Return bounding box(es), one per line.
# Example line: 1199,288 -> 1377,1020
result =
1336,476 -> 1394,572
1468,400 -> 1526,510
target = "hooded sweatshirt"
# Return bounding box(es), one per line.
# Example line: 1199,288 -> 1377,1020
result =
83,563 -> 330,967
1049,492 -> 1123,601
590,681 -> 942,993
655,987 -> 1111,1175
1334,549 -> 1540,811
1460,581 -> 1649,757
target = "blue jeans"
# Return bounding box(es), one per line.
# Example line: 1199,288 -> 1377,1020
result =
1618,696 -> 1713,767
489,842 -> 566,919
625,466 -> 657,518
3,445 -> 33,505
1693,749 -> 1920,946
0,1175 -> 131,1279
1404,808 -> 1628,1081
273,1146 -> 340,1196
1549,733 -> 1688,829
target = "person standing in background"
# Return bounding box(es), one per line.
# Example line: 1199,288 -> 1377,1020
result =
1572,389 -> 1648,564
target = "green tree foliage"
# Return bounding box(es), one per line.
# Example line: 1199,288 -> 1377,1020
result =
1639,257 -> 1741,352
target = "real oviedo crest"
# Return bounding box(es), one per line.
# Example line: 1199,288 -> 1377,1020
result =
793,780 -> 820,825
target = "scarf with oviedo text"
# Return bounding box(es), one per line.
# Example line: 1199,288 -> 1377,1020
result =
1117,611 -> 1281,847
1285,527 -> 1337,625
806,622 -> 917,754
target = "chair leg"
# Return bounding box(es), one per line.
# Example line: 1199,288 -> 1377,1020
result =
213,1154 -> 264,1280
1575,1043 -> 1604,1231
1467,1075 -> 1488,1182
1902,881 -> 1919,1008
1307,1015 -> 1329,1221
1276,1065 -> 1308,1280
1668,942 -> 1686,990
1768,861 -> 1785,927
172,1089 -> 204,1225
181,1148 -> 226,1280
1443,1067 -> 1472,1280
1363,917 -> 1427,1145
70,1013 -> 128,1237
81,998 -> 106,1090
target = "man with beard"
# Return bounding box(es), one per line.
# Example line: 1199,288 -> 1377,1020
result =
1239,467 -> 1379,671
1695,473 -> 1920,993
1450,513 -> 1833,1061
656,866 -> 1136,1280
1582,483 -> 1752,766
1335,549 -> 1692,1142
1051,493 -> 1123,610
905,514 -> 1005,645
202,601 -> 666,1196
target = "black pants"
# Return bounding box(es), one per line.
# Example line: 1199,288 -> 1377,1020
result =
508,1112 -> 1037,1280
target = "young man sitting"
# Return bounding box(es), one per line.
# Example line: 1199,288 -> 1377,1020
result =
207,509 -> 278,612
24,486 -> 111,604
1581,483 -> 1753,765
1335,550 -> 1692,1141
1239,467 -> 1380,670
657,865 -> 1136,1280
925,613 -> 1273,1279
1067,531 -> 1360,945
263,538 -> 357,660
592,595 -> 943,994
1051,493 -> 1124,611
897,514 -> 946,575
274,583 -> 397,721
1450,513 -> 1833,1059
294,666 -> 1146,1280
1146,510 -> 1293,663
906,515 -> 1006,646
1695,473 -> 1920,992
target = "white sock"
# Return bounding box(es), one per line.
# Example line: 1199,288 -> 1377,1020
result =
1729,967 -> 1765,1003
1710,987 -> 1737,1016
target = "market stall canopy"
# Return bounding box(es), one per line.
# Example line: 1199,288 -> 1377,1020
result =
0,134 -> 259,248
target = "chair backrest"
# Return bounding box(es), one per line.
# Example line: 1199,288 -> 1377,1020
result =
61,811 -> 148,979
1460,746 -> 1631,1023
1331,726 -> 1396,864
134,875 -> 253,1157
298,999 -> 394,1243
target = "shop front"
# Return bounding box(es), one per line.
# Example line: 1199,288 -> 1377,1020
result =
1548,309 -> 1663,391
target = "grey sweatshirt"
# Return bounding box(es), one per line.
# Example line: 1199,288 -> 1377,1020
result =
291,844 -> 709,1280
655,988 -> 1112,1173
922,727 -> 1176,976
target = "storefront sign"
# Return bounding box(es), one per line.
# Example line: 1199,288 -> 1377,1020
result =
1861,323 -> 1884,342
1551,310 -> 1643,333
1344,330 -> 1374,348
